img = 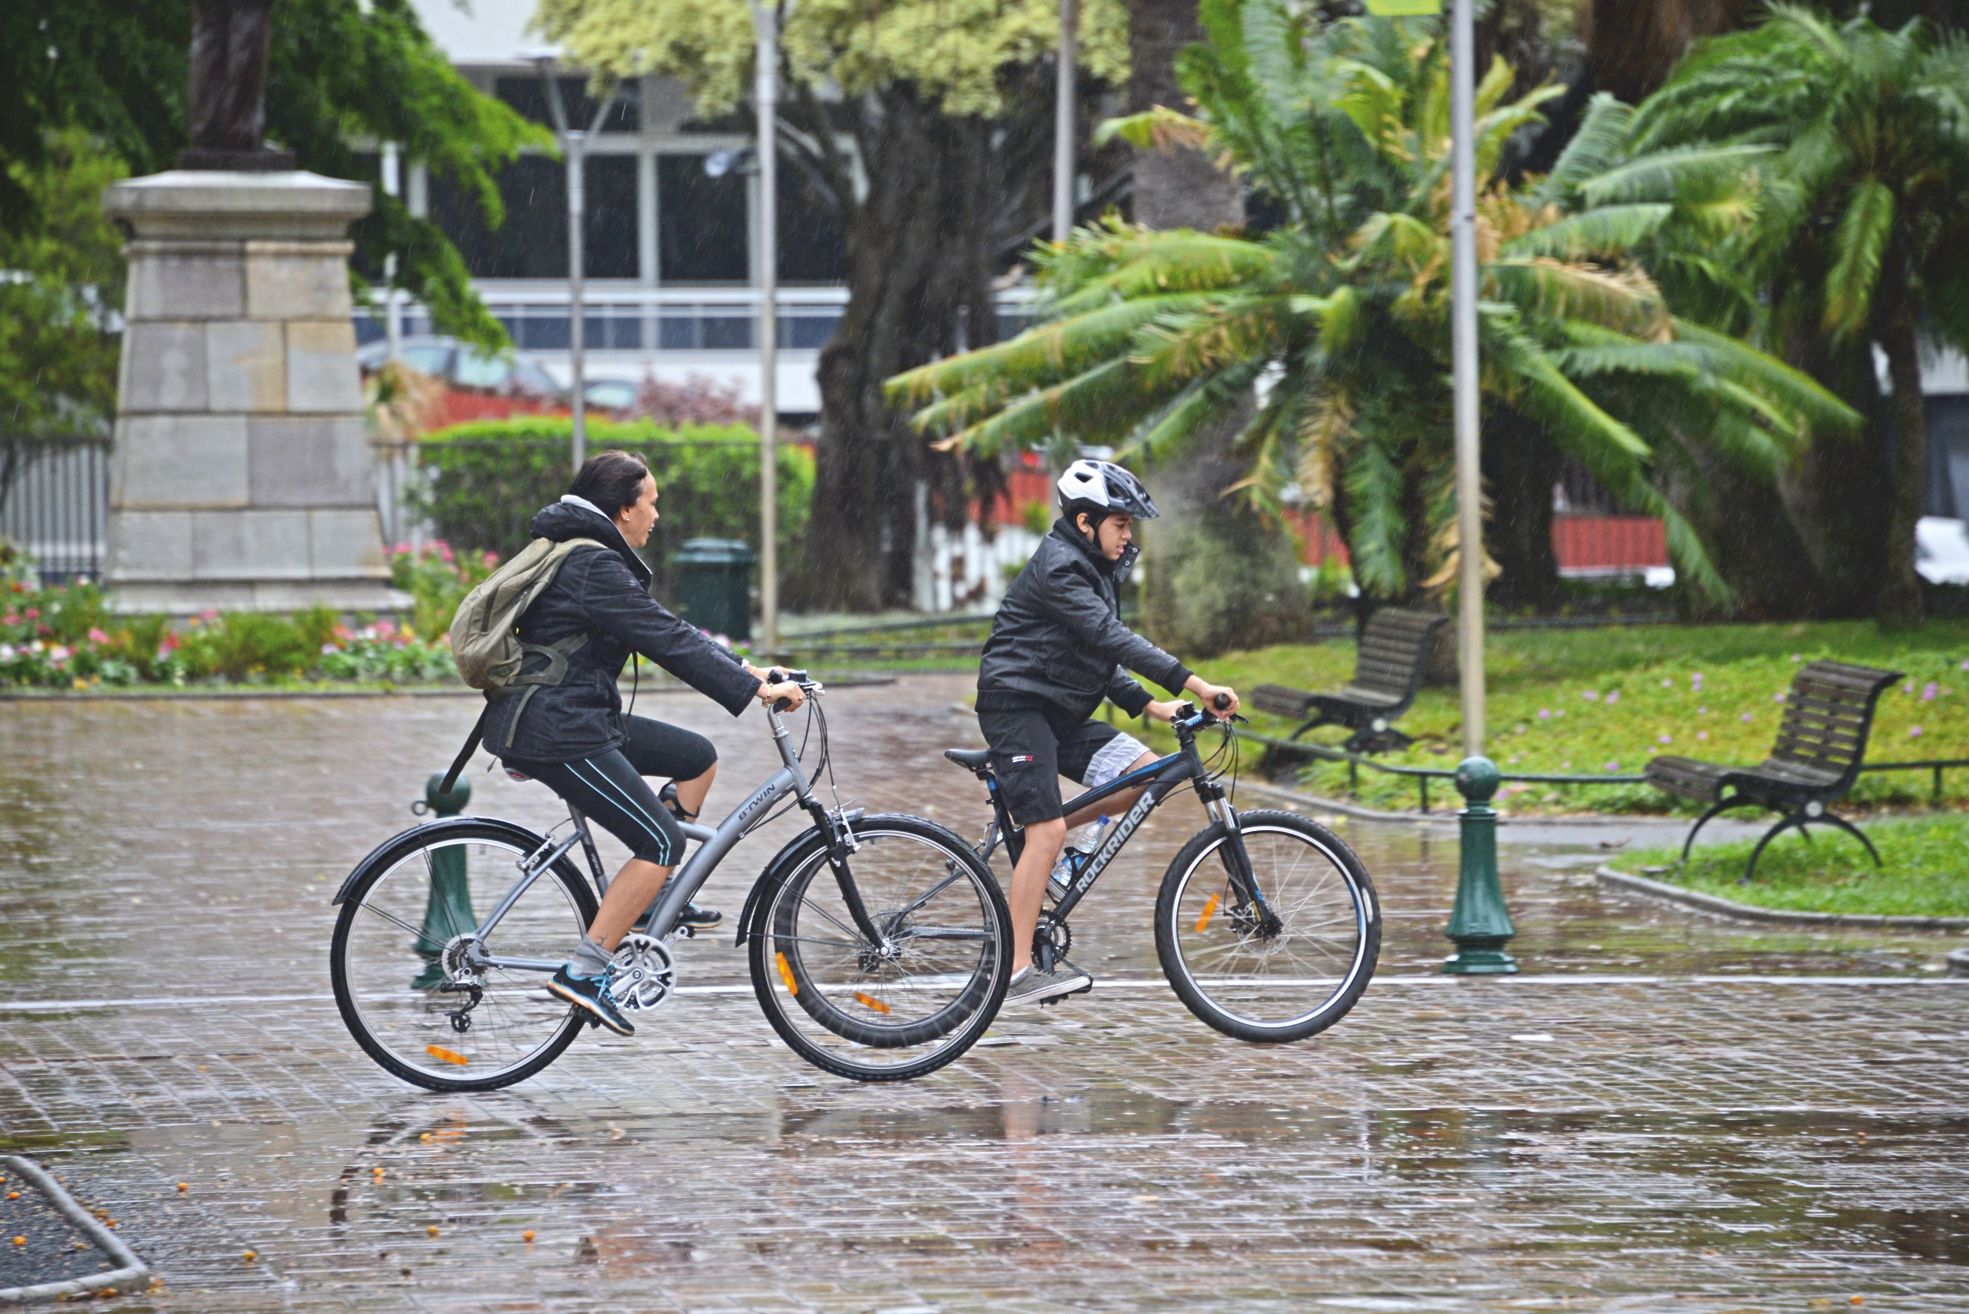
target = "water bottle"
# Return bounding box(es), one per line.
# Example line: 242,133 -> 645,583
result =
1046,816 -> 1111,904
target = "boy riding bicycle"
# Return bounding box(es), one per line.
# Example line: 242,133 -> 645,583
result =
977,459 -> 1239,1006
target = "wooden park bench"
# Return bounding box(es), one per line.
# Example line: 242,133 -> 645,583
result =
1251,607 -> 1448,754
1644,659 -> 1903,882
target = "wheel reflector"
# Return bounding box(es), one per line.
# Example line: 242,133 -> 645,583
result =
425,1045 -> 469,1067
1196,892 -> 1221,931
853,991 -> 891,1014
775,950 -> 799,996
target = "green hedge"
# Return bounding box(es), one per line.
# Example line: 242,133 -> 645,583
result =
410,418 -> 814,593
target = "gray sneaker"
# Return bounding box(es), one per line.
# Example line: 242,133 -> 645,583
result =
1004,961 -> 1094,1007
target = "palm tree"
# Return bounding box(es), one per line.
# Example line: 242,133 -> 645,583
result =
889,1 -> 1856,610
1631,5 -> 1969,624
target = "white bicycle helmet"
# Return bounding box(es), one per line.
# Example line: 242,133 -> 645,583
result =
1056,459 -> 1160,522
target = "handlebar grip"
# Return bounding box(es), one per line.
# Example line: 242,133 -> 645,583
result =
1212,692 -> 1233,711
773,697 -> 794,712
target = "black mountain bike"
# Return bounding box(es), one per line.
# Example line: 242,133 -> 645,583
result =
947,699 -> 1379,1042
330,672 -> 1011,1089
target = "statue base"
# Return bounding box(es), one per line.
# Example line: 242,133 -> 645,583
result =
101,169 -> 402,616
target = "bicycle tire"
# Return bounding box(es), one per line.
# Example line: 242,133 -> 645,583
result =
747,814 -> 1011,1082
331,819 -> 598,1092
1154,810 -> 1380,1043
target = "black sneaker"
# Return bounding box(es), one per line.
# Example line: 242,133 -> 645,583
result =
1004,961 -> 1094,1007
632,901 -> 722,935
546,964 -> 634,1036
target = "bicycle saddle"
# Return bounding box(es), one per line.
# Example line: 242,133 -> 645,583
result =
942,747 -> 992,774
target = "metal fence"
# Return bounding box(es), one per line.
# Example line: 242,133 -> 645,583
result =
0,437 -> 110,583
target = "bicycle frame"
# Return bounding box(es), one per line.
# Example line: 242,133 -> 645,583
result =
471,687 -> 884,974
985,710 -> 1269,924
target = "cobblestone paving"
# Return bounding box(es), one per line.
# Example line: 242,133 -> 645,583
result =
2,679 -> 1965,1312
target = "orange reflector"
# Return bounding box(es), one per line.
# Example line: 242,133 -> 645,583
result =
425,1044 -> 469,1067
775,951 -> 799,997
1195,893 -> 1221,932
853,991 -> 892,1015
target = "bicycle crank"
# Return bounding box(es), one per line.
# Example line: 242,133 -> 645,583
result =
609,933 -> 677,1013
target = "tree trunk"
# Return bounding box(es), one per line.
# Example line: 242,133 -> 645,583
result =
1877,287 -> 1929,626
1773,336 -> 1888,617
1582,0 -> 1756,103
1483,412 -> 1564,611
799,90 -> 997,611
1128,0 -> 1309,656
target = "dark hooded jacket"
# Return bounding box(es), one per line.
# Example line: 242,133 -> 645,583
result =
975,518 -> 1192,723
484,498 -> 760,763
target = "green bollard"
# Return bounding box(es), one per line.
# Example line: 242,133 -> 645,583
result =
1443,756 -> 1519,975
412,773 -> 474,989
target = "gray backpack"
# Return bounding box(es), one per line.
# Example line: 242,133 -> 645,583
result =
440,535 -> 609,792
448,535 -> 608,690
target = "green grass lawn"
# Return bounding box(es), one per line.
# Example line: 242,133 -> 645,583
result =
1609,811 -> 1969,918
1151,619 -> 1969,815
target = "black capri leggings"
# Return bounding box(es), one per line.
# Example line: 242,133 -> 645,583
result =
504,715 -> 717,866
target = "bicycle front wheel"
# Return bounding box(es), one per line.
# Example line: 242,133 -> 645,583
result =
331,819 -> 598,1092
749,814 -> 1010,1082
1155,809 -> 1380,1043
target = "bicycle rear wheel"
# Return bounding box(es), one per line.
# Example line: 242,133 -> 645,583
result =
331,819 -> 597,1091
749,814 -> 1010,1081
1155,810 -> 1380,1043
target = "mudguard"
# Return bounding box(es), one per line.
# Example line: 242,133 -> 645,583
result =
731,824 -> 831,945
329,815 -> 551,905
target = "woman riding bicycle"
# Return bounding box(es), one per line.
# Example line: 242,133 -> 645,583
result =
488,450 -> 805,1037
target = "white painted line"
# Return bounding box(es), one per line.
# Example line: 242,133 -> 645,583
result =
0,974 -> 1961,1014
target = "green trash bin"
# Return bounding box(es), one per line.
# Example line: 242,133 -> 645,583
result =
673,538 -> 756,641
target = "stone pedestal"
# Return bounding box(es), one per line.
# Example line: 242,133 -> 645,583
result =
102,170 -> 402,613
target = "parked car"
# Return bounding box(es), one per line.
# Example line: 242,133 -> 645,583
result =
356,336 -> 567,404
582,377 -> 640,414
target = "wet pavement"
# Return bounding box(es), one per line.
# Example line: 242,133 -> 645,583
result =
2,675 -> 1965,1311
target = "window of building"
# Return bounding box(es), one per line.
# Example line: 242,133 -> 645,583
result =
428,155 -> 639,279
494,76 -> 639,133
658,153 -> 749,283
777,157 -> 846,284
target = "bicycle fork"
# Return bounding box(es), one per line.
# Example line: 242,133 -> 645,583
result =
1203,790 -> 1275,926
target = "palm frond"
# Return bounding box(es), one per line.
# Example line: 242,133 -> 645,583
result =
1503,203 -> 1673,261
1486,258 -> 1667,336
1579,144 -> 1775,207
1822,177 -> 1896,339
1531,93 -> 1633,206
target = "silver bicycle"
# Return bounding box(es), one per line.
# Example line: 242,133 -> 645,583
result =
330,671 -> 1012,1089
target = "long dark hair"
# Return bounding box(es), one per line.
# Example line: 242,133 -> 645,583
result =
569,450 -> 651,518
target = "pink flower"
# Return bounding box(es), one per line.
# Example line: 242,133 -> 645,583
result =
1790,653 -> 1802,662
1696,706 -> 1708,716
23,608 -> 38,621
1741,712 -> 1754,723
1774,692 -> 1786,703
1660,678 -> 1673,689
199,609 -> 219,622
1696,730 -> 1708,741
1909,725 -> 1924,738
438,546 -> 453,563
1,613 -> 15,626
1605,761 -> 1620,772
1582,690 -> 1600,701
1538,708 -> 1551,720
161,632 -> 180,652
86,627 -> 110,644
1606,690 -> 1621,706
1960,659 -> 1969,672
1902,681 -> 1915,695
1922,682 -> 1938,702
1658,733 -> 1672,744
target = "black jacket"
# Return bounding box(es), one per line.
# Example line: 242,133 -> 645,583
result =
976,518 -> 1192,723
485,498 -> 759,763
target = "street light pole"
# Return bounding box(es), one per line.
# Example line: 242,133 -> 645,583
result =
381,141 -> 403,362
1450,0 -> 1485,757
1054,0 -> 1077,244
753,0 -> 780,656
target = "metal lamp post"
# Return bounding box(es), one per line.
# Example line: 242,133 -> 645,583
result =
1054,0 -> 1077,244
521,47 -> 619,475
751,1 -> 781,657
